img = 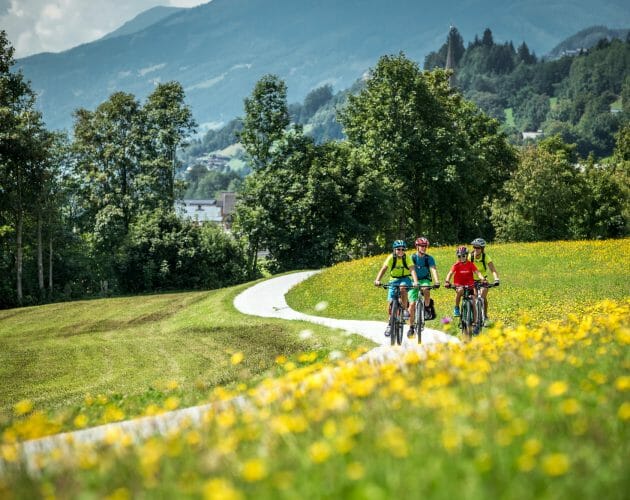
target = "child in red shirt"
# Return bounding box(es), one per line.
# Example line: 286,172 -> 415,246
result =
444,246 -> 487,325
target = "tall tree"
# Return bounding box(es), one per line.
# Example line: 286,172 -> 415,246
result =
339,53 -> 516,243
239,74 -> 290,171
0,31 -> 41,305
237,75 -> 290,273
491,136 -> 585,241
142,82 -> 196,208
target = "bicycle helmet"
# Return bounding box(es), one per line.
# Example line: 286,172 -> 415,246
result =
392,239 -> 406,250
456,245 -> 468,256
471,237 -> 486,248
415,237 -> 429,247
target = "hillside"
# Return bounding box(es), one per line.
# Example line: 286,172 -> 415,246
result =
15,0 -> 630,132
99,6 -> 185,41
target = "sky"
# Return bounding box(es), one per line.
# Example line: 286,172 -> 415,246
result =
1,0 -> 207,58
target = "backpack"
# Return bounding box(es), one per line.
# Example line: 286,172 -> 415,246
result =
390,253 -> 410,274
470,251 -> 486,273
411,253 -> 431,280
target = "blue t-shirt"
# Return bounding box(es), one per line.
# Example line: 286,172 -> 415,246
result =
411,253 -> 436,281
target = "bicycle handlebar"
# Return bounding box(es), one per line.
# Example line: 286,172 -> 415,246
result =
475,281 -> 499,289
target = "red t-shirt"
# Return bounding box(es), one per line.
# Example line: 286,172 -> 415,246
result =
450,261 -> 478,287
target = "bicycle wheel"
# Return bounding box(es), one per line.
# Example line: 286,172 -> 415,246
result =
461,299 -> 473,340
389,300 -> 398,346
415,300 -> 424,344
395,300 -> 404,345
475,296 -> 485,335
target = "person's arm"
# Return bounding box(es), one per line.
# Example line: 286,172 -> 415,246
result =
430,265 -> 440,286
374,264 -> 388,286
488,261 -> 499,283
475,268 -> 488,282
411,267 -> 418,287
444,268 -> 453,287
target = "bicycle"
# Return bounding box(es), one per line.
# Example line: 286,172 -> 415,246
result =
412,284 -> 440,344
473,281 -> 499,335
447,284 -> 477,341
380,283 -> 410,346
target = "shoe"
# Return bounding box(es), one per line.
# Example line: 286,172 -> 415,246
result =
473,324 -> 480,335
424,306 -> 433,320
384,325 -> 391,337
407,325 -> 415,338
403,310 -> 410,321
453,306 -> 461,317
483,318 -> 491,327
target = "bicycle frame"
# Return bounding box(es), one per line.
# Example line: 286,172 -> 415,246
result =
413,285 -> 439,344
380,283 -> 409,346
449,285 -> 475,341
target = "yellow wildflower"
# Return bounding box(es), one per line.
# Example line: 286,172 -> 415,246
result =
525,374 -> 540,388
308,441 -> 332,463
164,397 -> 180,411
14,399 -> 33,416
560,398 -> 581,415
618,402 -> 630,421
74,414 -> 89,429
241,458 -> 267,482
202,478 -> 243,500
231,352 -> 244,365
614,376 -> 630,391
541,453 -> 570,476
547,381 -> 568,397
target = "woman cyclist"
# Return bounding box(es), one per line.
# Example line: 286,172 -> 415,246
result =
470,237 -> 500,325
444,246 -> 487,335
374,240 -> 419,337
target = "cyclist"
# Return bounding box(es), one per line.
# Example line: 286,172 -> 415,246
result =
407,237 -> 440,338
374,240 -> 419,337
470,237 -> 500,325
444,246 -> 487,335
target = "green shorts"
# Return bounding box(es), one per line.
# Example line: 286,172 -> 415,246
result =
408,279 -> 432,302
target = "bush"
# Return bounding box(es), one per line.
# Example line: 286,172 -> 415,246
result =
117,209 -> 247,292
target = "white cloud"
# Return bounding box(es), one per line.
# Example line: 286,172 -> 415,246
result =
1,0 -> 207,58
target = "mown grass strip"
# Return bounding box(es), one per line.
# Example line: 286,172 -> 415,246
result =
0,279 -> 373,428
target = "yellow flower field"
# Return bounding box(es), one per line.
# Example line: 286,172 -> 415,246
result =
2,298 -> 629,499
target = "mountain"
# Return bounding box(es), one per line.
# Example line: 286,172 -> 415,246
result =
100,6 -> 185,41
547,25 -> 629,57
16,0 -> 630,132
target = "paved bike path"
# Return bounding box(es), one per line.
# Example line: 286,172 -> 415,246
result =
233,271 -> 458,361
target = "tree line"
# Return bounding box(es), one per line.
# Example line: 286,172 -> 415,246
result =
1,31 -> 628,308
233,55 -> 628,274
0,32 -> 247,308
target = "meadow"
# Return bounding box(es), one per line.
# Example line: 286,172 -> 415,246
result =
1,239 -> 629,499
286,239 -> 629,327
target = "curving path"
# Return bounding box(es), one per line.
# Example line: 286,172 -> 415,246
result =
233,270 -> 458,362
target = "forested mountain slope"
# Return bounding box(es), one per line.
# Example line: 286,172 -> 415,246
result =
16,0 -> 630,132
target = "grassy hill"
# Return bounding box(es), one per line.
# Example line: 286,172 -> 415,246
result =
1,239 -> 629,498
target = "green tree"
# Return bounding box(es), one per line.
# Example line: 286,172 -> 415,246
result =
142,82 -> 196,208
491,136 -> 585,241
339,53 -> 516,243
239,74 -> 290,170
0,31 -> 44,305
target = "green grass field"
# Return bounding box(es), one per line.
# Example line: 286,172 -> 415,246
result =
0,279 -> 371,428
1,239 -> 629,499
286,239 -> 629,327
